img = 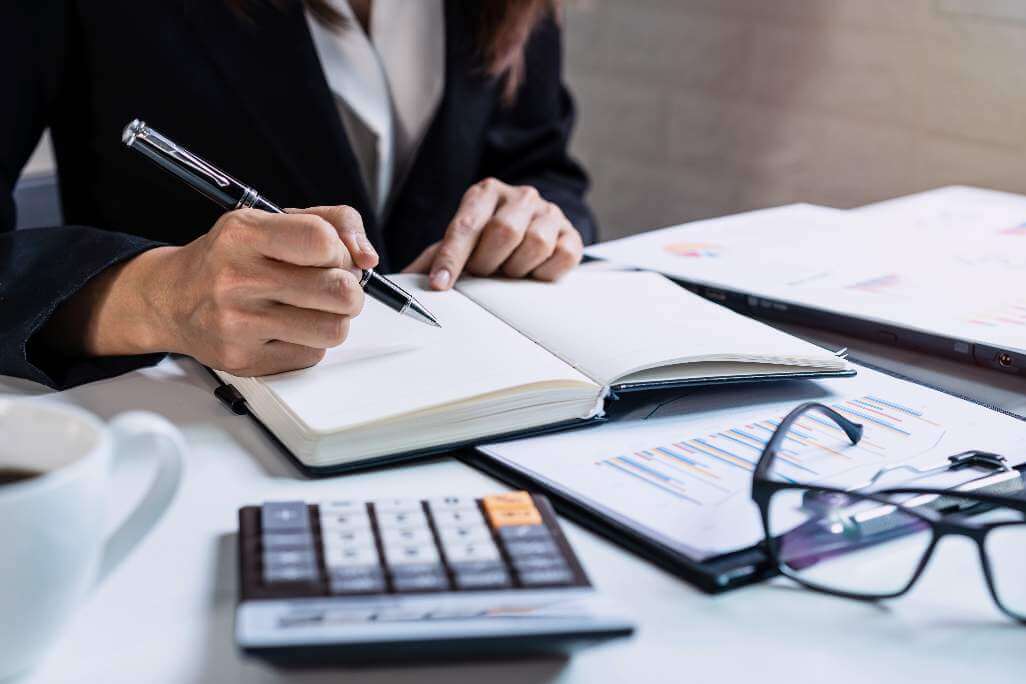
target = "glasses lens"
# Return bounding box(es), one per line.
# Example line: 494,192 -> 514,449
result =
984,519 -> 1026,620
767,488 -> 933,597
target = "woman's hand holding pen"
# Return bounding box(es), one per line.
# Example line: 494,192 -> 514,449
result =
40,206 -> 376,376
402,178 -> 584,289
39,175 -> 583,376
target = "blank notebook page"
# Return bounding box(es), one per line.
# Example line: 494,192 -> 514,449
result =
259,275 -> 594,434
457,272 -> 843,385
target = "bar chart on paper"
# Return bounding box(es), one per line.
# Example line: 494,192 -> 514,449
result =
480,366 -> 1026,558
594,394 -> 945,509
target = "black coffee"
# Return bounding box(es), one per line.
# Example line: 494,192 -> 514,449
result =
0,467 -> 43,486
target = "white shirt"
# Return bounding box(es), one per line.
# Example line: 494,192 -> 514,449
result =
305,0 -> 445,217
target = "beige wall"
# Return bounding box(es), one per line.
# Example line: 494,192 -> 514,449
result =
22,1 -> 1026,240
565,0 -> 1026,238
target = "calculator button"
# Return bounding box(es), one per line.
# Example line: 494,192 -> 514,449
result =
504,539 -> 560,558
375,510 -> 428,529
497,525 -> 551,543
389,562 -> 444,577
430,508 -> 485,528
453,568 -> 511,590
442,541 -> 501,564
481,492 -> 543,529
331,565 -> 385,581
381,526 -> 435,546
324,545 -> 381,568
437,524 -> 492,545
320,500 -> 367,514
263,549 -> 316,568
512,555 -> 569,572
321,528 -> 375,548
384,543 -> 440,566
486,507 -> 543,528
329,567 -> 386,595
449,560 -> 506,575
426,496 -> 478,512
391,567 -> 450,593
261,532 -> 314,551
265,564 -> 319,584
371,498 -> 423,514
517,567 -> 574,587
261,502 -> 311,532
482,491 -> 534,511
319,511 -> 371,531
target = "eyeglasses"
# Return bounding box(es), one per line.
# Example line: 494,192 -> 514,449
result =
751,401 -> 1026,623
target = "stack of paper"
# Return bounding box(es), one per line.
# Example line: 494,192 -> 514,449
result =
586,186 -> 1026,357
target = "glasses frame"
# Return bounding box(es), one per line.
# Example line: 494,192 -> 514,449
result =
751,401 -> 1026,623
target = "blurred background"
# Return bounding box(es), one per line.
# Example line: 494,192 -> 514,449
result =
18,0 -> 1026,241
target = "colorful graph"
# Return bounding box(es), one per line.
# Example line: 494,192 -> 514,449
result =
663,241 -> 720,258
967,300 -> 1026,328
999,222 -> 1026,236
844,273 -> 902,295
596,395 -> 944,507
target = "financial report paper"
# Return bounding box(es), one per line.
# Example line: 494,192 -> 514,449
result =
479,367 -> 1026,560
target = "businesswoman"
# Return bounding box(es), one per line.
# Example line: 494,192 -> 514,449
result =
0,0 -> 594,389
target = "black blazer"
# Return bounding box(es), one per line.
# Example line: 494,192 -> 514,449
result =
0,0 -> 595,389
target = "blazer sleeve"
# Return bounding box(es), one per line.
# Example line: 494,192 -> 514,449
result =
0,3 -> 164,389
478,15 -> 598,245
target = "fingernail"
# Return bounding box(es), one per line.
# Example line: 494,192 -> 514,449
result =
431,268 -> 451,290
359,235 -> 376,256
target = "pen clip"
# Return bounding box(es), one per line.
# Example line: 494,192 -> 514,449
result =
137,127 -> 231,189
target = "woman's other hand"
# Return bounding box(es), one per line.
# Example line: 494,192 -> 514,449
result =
402,178 -> 584,289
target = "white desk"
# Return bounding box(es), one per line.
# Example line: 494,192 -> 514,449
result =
4,340 -> 1024,684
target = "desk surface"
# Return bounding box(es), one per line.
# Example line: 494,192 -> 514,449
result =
3,333 -> 1025,684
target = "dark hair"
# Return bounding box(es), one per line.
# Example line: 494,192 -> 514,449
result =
229,0 -> 558,101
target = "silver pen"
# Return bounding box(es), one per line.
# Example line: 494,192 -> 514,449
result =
121,119 -> 439,327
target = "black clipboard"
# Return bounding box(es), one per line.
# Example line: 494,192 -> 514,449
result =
459,358 -> 1026,594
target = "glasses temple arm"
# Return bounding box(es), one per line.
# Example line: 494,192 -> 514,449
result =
754,402 -> 864,481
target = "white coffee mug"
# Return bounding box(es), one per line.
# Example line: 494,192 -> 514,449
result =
0,399 -> 185,680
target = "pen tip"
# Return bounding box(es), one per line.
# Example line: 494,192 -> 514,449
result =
406,300 -> 441,328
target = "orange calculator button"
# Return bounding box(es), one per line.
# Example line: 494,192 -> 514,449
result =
482,491 -> 534,511
482,492 -> 540,527
486,507 -> 543,528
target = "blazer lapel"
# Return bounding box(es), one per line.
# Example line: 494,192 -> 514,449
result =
181,0 -> 382,250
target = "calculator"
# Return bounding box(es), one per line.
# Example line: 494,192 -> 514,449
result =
236,491 -> 633,663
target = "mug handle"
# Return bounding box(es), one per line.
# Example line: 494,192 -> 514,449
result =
95,411 -> 186,586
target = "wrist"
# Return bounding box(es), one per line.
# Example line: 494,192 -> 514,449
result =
108,246 -> 182,355
70,245 -> 182,357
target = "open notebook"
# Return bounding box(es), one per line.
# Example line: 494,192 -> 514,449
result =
215,271 -> 851,472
